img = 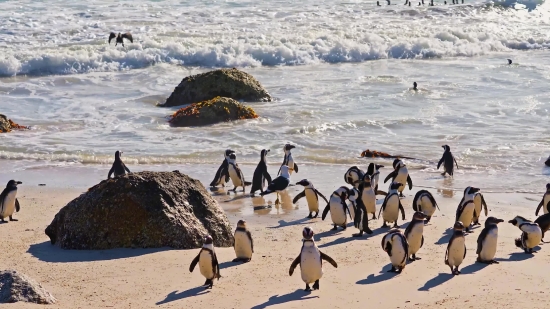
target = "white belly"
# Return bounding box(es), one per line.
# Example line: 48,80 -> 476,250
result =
383,196 -> 400,223
330,201 -> 347,225
373,174 -> 380,189
458,205 -> 475,227
390,239 -> 407,267
419,195 -> 436,217
287,156 -> 295,174
394,169 -> 409,192
544,195 -> 550,214
479,229 -> 498,261
0,190 -> 17,219
305,190 -> 319,212
473,195 -> 483,219
228,165 -> 243,186
347,202 -> 355,220
300,246 -> 323,284
361,189 -> 376,214
525,231 -> 542,249
199,250 -> 216,279
407,224 -> 424,255
234,231 -> 253,259
447,237 -> 465,267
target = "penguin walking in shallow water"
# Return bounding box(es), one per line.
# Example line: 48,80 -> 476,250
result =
293,179 -> 329,218
456,200 -> 476,233
381,229 -> 409,273
383,160 -> 413,197
227,153 -> 251,193
472,190 -> 489,226
210,149 -> 235,187
189,235 -> 221,289
445,221 -> 466,275
233,220 -> 254,263
279,144 -> 298,175
412,190 -> 439,224
344,166 -> 364,189
405,211 -> 428,261
322,187 -> 352,231
437,145 -> 458,177
379,182 -> 406,228
348,187 -> 373,237
289,227 -> 338,291
250,149 -> 272,196
476,217 -> 504,264
108,151 -> 131,179
0,180 -> 22,223
260,165 -> 291,205
535,183 -> 550,216
509,216 -> 542,253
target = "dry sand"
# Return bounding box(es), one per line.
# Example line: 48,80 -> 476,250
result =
1,167 -> 550,309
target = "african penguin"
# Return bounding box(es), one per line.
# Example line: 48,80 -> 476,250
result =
476,217 -> 504,264
344,166 -> 364,189
233,220 -> 254,263
383,160 -> 413,197
0,180 -> 22,223
321,186 -> 352,231
381,229 -> 409,273
472,190 -> 489,226
412,190 -> 439,224
250,149 -> 272,196
534,213 -> 550,242
260,165 -> 291,205
379,182 -> 406,228
279,144 -> 298,175
405,211 -> 428,261
509,216 -> 542,254
189,235 -> 221,289
348,187 -> 373,237
108,32 -> 133,47
457,186 -> 477,209
445,221 -> 466,275
108,150 -> 131,179
210,149 -> 235,187
358,173 -> 377,220
293,179 -> 329,218
289,227 -> 338,291
227,153 -> 251,193
437,145 -> 458,177
535,183 -> 550,216
455,200 -> 476,233
366,163 -> 386,195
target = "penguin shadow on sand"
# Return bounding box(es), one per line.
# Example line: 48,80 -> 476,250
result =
250,289 -> 318,309
267,217 -> 311,229
356,263 -> 401,285
434,227 -> 454,245
419,262 -> 490,291
156,286 -> 210,305
318,224 -> 393,248
495,250 -> 539,263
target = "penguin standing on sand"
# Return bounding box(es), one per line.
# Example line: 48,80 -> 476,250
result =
344,166 -> 364,189
383,160 -> 413,197
210,149 -> 235,187
233,220 -> 254,263
250,149 -> 272,196
509,216 -> 542,254
293,179 -> 329,218
445,221 -> 466,275
456,200 -> 476,233
379,182 -> 406,228
289,227 -> 338,291
260,165 -> 291,205
279,144 -> 298,175
348,188 -> 373,237
108,150 -> 131,179
412,190 -> 439,224
0,180 -> 22,223
472,190 -> 489,226
358,174 -> 377,220
534,213 -> 550,242
381,229 -> 409,273
535,183 -> 550,216
476,217 -> 504,264
227,153 -> 251,193
366,163 -> 385,195
189,235 -> 221,289
405,211 -> 428,261
322,187 -> 352,231
437,145 -> 458,177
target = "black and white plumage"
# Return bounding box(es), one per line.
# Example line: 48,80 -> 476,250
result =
279,144 -> 298,175
0,180 -> 22,223
108,32 -> 133,47
437,145 -> 458,177
227,153 -> 251,193
383,160 -> 413,197
357,173 -> 377,220
379,182 -> 406,228
322,186 -> 353,231
344,166 -> 364,189
233,220 -> 254,263
404,211 -> 428,261
472,190 -> 489,226
293,179 -> 329,218
381,229 -> 409,273
210,149 -> 235,187
412,190 -> 439,224
445,221 -> 466,275
366,163 -> 386,195
535,183 -> 550,216
509,216 -> 542,254
189,235 -> 221,289
455,200 -> 476,233
108,151 -> 131,179
535,213 -> 550,242
250,149 -> 272,196
348,187 -> 373,237
507,59 -> 512,65
476,217 -> 504,264
260,165 -> 291,205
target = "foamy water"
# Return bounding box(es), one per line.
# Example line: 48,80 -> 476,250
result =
0,0 -> 549,193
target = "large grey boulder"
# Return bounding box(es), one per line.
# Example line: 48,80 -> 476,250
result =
44,171 -> 234,250
0,270 -> 56,304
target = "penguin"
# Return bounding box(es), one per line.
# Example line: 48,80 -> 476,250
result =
189,235 -> 221,289
260,165 -> 291,205
293,179 -> 329,218
210,149 -> 235,187
445,221 -> 466,275
444,1 -> 447,4
412,190 -> 439,224
366,163 -> 386,195
377,1 -> 381,5
471,190 -> 489,226
534,213 -> 550,242
545,155 -> 550,167
404,0 -> 408,4
250,149 -> 272,196
344,166 -> 364,189
507,59 -> 513,65
412,82 -> 418,91
455,200 -> 476,233
379,182 -> 406,228
476,217 -> 504,264
322,186 -> 353,231
289,227 -> 338,291
509,216 -> 542,254
405,211 -> 428,261
381,229 -> 409,273
457,186 -> 478,208
383,160 -> 413,197
233,220 -> 254,263
348,187 -> 373,237
437,145 -> 458,177
108,150 -> 131,179
535,183 -> 550,216
0,180 -> 22,223
358,173 -> 377,219
279,144 -> 298,175
108,32 -> 133,47
386,0 -> 390,4
227,153 -> 251,193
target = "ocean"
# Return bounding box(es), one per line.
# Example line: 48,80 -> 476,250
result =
0,0 -> 549,194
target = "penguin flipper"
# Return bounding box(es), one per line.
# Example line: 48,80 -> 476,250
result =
123,163 -> 131,173
379,195 -> 389,218
385,242 -> 393,256
383,171 -> 396,183
344,203 -> 353,221
108,165 -> 114,179
15,199 -> 20,212
398,200 -> 406,220
293,163 -> 299,173
476,228 -> 488,254
189,253 -> 201,272
321,203 -> 330,220
407,175 -> 413,190
412,191 -> 421,212
212,252 -> 221,280
289,254 -> 301,276
263,169 -> 272,185
210,162 -> 226,186
293,191 -> 306,204
480,194 -> 488,216
376,190 -> 388,196
453,156 -> 459,169
437,156 -> 444,170
315,190 -> 329,204
536,199 -> 544,216
427,192 -> 440,211
320,251 -> 338,268
246,231 -> 254,253
420,235 -> 424,249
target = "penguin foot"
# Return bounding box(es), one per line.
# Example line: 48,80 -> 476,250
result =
312,280 -> 319,290
204,279 -> 213,287
227,191 -> 231,195
490,260 -> 499,264
441,172 -> 446,176
382,223 -> 389,228
274,198 -> 280,205
399,193 -> 405,198
331,226 -> 338,231
304,284 -> 312,292
9,216 -> 17,221
387,267 -> 397,273
392,223 -> 399,228
341,225 -> 347,230
352,232 -> 363,237
307,213 -> 313,219
411,254 -> 420,261
0,218 -> 6,223
365,228 -> 373,234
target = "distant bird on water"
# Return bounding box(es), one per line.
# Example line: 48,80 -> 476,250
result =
377,1 -> 382,5
412,82 -> 418,91
108,32 -> 133,47
507,59 -> 513,65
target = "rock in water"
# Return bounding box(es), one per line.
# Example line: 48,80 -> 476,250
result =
45,171 -> 234,250
0,114 -> 28,133
169,96 -> 258,127
160,68 -> 272,107
0,270 -> 56,304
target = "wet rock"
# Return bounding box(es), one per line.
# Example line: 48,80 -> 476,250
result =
0,270 -> 56,304
160,68 -> 272,107
0,114 -> 28,133
169,96 -> 258,127
361,149 -> 416,160
45,171 -> 234,250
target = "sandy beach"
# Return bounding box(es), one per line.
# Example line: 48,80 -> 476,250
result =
1,164 -> 549,309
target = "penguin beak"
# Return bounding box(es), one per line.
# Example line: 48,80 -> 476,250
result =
16,181 -> 22,185
267,149 -> 270,152
496,219 -> 504,224
508,219 -> 517,225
